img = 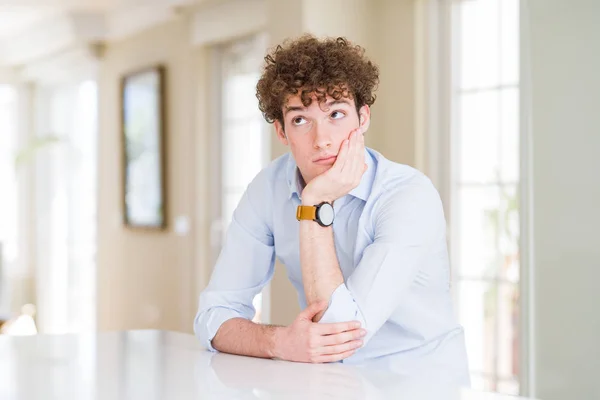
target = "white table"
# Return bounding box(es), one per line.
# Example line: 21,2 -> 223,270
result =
0,330 -> 536,400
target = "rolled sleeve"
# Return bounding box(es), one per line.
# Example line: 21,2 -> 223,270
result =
320,180 -> 445,344
195,307 -> 246,351
194,172 -> 275,351
318,283 -> 366,327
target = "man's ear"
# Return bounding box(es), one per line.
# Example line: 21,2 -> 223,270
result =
274,119 -> 288,146
358,105 -> 371,133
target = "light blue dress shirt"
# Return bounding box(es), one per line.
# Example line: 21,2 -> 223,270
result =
195,148 -> 470,386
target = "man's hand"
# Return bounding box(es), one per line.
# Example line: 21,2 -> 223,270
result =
302,126 -> 367,205
272,301 -> 366,363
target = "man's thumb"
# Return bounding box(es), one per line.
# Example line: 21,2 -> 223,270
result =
301,300 -> 328,320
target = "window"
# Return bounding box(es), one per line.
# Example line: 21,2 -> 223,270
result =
34,80 -> 97,333
0,85 -> 18,314
215,34 -> 271,323
448,0 -> 521,394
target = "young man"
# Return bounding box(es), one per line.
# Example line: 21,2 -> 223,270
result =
194,35 -> 469,385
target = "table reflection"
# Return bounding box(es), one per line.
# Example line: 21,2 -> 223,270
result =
200,349 -> 462,400
0,330 -> 517,400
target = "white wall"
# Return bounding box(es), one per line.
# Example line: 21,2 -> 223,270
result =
97,17 -> 199,333
526,1 -> 600,398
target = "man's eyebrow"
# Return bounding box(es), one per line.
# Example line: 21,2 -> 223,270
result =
326,99 -> 352,108
284,99 -> 352,116
284,105 -> 306,116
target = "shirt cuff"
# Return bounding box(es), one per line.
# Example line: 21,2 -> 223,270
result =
318,283 -> 366,327
196,307 -> 245,352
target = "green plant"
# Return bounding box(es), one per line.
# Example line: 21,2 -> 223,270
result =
14,136 -> 64,169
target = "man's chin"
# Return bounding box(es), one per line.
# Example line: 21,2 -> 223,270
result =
315,164 -> 334,174
302,165 -> 333,184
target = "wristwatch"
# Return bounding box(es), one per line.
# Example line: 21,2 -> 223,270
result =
296,202 -> 335,227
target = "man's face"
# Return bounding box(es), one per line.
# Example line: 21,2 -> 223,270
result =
274,93 -> 370,184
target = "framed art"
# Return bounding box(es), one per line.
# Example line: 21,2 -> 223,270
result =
121,65 -> 167,229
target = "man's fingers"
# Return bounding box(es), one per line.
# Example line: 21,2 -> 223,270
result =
342,128 -> 365,176
312,349 -> 357,364
344,127 -> 361,156
319,339 -> 364,355
338,137 -> 355,175
332,138 -> 350,172
315,321 -> 361,335
319,329 -> 366,346
300,301 -> 329,321
332,126 -> 363,175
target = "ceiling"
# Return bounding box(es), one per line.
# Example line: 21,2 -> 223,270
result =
0,6 -> 59,38
0,0 -> 204,69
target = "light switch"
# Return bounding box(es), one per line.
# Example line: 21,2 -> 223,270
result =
174,215 -> 190,236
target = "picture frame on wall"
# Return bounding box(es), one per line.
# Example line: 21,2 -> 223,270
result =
121,65 -> 167,230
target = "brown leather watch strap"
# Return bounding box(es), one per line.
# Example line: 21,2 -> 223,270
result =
296,205 -> 317,221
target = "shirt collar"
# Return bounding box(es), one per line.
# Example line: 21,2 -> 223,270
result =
286,148 -> 376,202
286,154 -> 302,199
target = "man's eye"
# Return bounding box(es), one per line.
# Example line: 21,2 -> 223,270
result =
292,117 -> 307,125
331,111 -> 345,119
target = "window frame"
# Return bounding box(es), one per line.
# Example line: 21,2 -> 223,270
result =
417,0 -> 533,395
209,33 -> 272,324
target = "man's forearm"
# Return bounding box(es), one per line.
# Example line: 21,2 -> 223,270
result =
212,318 -> 284,359
299,211 -> 344,321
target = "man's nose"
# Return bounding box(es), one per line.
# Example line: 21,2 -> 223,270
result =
312,120 -> 333,149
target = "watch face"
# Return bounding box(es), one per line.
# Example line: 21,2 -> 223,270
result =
317,203 -> 334,226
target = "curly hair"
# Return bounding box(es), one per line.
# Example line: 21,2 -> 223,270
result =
256,35 -> 379,126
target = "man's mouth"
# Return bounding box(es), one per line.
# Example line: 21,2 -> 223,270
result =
313,155 -> 337,165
